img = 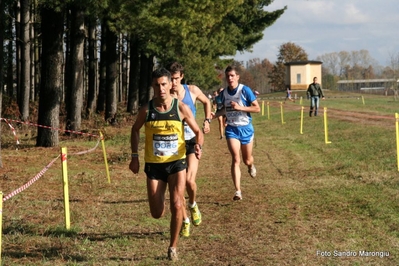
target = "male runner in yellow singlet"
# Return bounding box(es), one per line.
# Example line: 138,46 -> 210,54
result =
129,67 -> 204,261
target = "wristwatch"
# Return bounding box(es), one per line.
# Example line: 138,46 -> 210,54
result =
204,118 -> 212,124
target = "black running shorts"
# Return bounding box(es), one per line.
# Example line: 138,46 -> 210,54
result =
185,137 -> 196,155
144,159 -> 187,183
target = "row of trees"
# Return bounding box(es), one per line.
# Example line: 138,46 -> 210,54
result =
237,42 -> 308,93
236,43 -> 399,94
317,50 -> 399,90
0,0 -> 287,154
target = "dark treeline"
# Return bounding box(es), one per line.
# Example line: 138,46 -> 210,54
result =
0,0 -> 286,150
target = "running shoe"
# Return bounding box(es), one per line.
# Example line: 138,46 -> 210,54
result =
168,247 -> 178,261
233,191 -> 242,201
248,165 -> 257,178
180,221 -> 190,237
190,204 -> 202,226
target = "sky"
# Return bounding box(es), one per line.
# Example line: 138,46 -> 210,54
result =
233,0 -> 399,67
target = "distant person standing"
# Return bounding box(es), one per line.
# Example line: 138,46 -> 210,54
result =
285,86 -> 295,102
212,65 -> 260,201
307,77 -> 325,116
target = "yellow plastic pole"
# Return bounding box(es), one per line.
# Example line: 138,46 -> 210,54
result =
100,131 -> 111,183
61,147 -> 71,230
0,192 -> 3,264
324,107 -> 332,144
361,96 -> 365,105
280,102 -> 285,124
267,102 -> 270,120
261,101 -> 265,116
300,96 -> 303,105
300,106 -> 304,134
395,113 -> 399,171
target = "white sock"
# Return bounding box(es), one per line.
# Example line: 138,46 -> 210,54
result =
184,217 -> 190,223
188,201 -> 196,208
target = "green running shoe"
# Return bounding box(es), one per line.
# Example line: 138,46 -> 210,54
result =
190,204 -> 202,226
180,221 -> 190,237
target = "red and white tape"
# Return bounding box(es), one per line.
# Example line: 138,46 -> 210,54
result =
2,133 -> 103,202
0,117 -> 101,139
3,155 -> 60,202
70,138 -> 101,155
1,118 -> 20,144
1,118 -> 105,202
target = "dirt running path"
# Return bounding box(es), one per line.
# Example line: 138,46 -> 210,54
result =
266,101 -> 395,128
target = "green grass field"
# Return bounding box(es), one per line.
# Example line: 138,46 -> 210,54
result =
1,91 -> 399,265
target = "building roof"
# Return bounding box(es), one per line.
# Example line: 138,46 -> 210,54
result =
284,60 -> 322,66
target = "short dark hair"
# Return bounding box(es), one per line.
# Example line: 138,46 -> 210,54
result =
225,65 -> 241,75
152,67 -> 171,81
165,62 -> 184,75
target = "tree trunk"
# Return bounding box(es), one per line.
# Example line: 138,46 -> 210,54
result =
124,35 -> 129,104
15,1 -> 21,107
105,23 -> 117,123
86,16 -> 98,116
138,52 -> 149,107
30,0 -> 38,101
64,9 -> 71,103
0,0 -> 5,167
36,6 -> 64,147
65,5 -> 85,132
118,33 -> 123,103
146,55 -> 155,100
127,36 -> 140,113
19,0 -> 31,121
96,20 -> 106,114
6,25 -> 16,97
33,2 -> 40,101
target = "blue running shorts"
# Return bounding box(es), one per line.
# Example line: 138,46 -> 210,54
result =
225,124 -> 254,145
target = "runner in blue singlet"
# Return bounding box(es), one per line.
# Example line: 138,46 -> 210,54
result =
167,62 -> 212,237
212,65 -> 260,201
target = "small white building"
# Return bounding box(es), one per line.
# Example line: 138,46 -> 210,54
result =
284,61 -> 322,90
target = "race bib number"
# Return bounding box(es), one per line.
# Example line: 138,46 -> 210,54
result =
153,134 -> 179,156
225,106 -> 240,123
225,106 -> 249,126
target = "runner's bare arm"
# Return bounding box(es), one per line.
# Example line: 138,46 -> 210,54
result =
189,85 -> 212,133
179,101 -> 204,159
190,86 -> 212,118
129,104 -> 148,174
231,99 -> 260,113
